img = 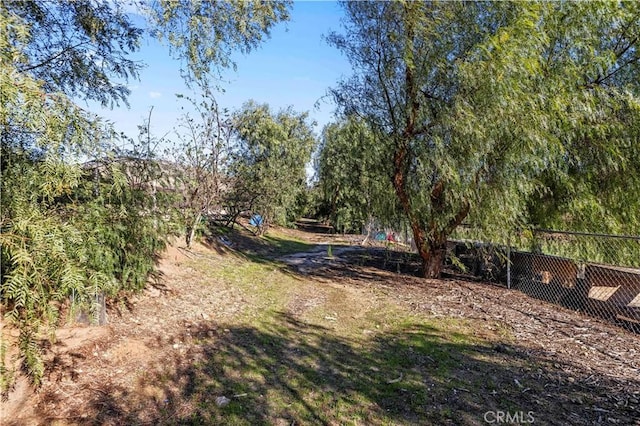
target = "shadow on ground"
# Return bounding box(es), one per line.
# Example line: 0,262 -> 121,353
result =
204,223 -> 315,262
32,312 -> 639,426
276,245 -> 429,289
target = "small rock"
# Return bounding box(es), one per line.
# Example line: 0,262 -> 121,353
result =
173,343 -> 180,349
201,312 -> 210,320
215,396 -> 231,407
145,286 -> 161,297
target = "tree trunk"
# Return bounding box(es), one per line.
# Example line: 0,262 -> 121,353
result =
389,3 -> 468,280
185,213 -> 201,248
419,241 -> 447,279
185,226 -> 195,248
410,224 -> 446,279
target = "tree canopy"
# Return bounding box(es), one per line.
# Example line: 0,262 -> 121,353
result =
327,1 -> 640,277
5,0 -> 143,107
3,0 -> 292,107
227,101 -> 316,230
315,116 -> 399,234
143,0 -> 291,84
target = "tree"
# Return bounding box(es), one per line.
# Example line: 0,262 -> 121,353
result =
1,0 -> 292,389
329,1 -> 640,278
227,101 -> 316,232
315,116 -> 399,234
170,84 -> 233,247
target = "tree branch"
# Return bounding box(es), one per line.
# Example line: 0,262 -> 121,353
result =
17,42 -> 88,73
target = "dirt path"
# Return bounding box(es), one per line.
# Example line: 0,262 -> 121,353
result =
276,244 -> 366,274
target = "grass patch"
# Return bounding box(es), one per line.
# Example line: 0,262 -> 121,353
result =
260,233 -> 315,257
155,253 -> 524,424
142,312 -> 493,425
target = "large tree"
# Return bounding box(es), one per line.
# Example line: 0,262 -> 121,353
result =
315,116 -> 399,234
226,101 -> 316,231
329,1 -> 640,278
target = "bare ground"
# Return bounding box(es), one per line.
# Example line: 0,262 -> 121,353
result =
2,227 -> 639,425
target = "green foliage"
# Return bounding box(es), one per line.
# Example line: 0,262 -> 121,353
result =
4,0 -> 292,104
5,0 -> 143,107
1,148 -> 168,386
456,1 -> 640,236
526,232 -> 640,269
0,4 -> 166,387
329,1 -> 640,276
315,116 -> 400,233
1,0 -> 292,390
142,0 -> 291,84
0,336 -> 16,398
227,101 -> 316,230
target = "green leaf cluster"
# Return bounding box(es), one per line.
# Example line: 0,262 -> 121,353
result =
5,0 -> 144,108
143,0 -> 291,84
227,101 -> 316,230
456,1 -> 640,235
0,5 -> 167,390
315,116 -> 400,233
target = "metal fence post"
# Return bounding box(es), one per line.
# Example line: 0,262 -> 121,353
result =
507,237 -> 511,289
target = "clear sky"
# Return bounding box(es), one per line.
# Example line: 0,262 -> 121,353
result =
84,1 -> 350,148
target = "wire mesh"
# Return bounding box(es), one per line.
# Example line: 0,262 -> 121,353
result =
447,228 -> 640,330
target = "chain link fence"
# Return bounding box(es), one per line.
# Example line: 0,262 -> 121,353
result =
448,227 -> 640,330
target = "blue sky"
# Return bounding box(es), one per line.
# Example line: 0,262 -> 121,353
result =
86,1 -> 350,147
